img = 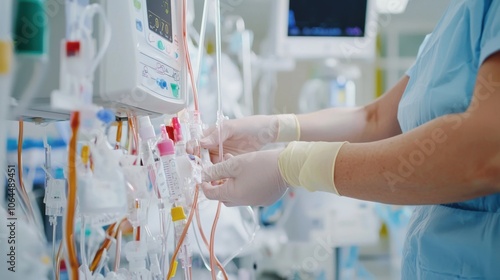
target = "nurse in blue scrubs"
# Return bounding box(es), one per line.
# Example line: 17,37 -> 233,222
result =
199,1 -> 500,278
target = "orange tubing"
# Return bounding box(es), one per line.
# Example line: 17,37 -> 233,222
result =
182,0 -> 199,112
89,218 -> 128,273
209,202 -> 223,279
90,223 -> 117,272
167,186 -> 200,280
17,120 -> 35,223
115,121 -> 123,149
195,206 -> 228,279
66,112 -> 80,280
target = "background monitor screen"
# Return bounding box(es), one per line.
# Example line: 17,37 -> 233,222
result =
147,0 -> 173,42
288,0 -> 368,37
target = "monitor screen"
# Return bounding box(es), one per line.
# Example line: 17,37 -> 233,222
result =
147,0 -> 173,42
288,0 -> 368,37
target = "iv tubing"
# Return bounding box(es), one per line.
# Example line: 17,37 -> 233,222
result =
182,0 -> 199,112
158,206 -> 169,277
17,121 -> 36,224
135,198 -> 141,242
130,115 -> 139,156
162,210 -> 172,277
193,206 -> 258,277
167,186 -> 200,280
52,218 -> 57,280
210,0 -> 226,277
66,0 -> 89,40
209,201 -> 223,279
241,31 -> 254,115
80,217 -> 88,268
127,117 -> 133,154
44,141 -> 56,272
90,223 -> 117,272
55,241 -> 63,280
114,229 -> 122,272
64,112 -> 80,280
77,3 -> 112,76
89,218 -> 127,273
195,0 -> 210,84
221,206 -> 259,267
95,249 -> 108,275
194,206 -> 228,279
116,121 -> 123,149
215,0 -> 223,126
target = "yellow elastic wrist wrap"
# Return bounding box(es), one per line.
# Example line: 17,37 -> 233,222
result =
278,141 -> 347,195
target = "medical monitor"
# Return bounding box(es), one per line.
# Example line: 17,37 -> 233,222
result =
10,0 -> 186,121
146,0 -> 173,42
97,0 -> 186,117
273,0 -> 377,59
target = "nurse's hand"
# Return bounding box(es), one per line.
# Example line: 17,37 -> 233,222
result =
201,149 -> 289,207
199,115 -> 279,163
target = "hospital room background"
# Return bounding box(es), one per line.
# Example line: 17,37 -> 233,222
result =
0,0 -> 451,279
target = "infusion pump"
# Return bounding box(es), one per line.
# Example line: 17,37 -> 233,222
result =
11,0 -> 186,121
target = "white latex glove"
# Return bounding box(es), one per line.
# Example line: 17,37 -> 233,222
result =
201,149 -> 289,207
200,114 -> 300,163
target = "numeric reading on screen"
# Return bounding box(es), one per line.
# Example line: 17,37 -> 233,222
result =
147,0 -> 173,42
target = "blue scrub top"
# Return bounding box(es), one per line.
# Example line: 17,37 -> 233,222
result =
398,1 -> 500,279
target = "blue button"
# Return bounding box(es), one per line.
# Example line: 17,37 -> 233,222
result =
157,79 -> 167,89
97,109 -> 115,125
136,20 -> 143,32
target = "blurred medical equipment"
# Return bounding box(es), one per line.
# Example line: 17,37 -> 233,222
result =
375,0 -> 409,14
0,0 -> 14,210
375,205 -> 412,270
266,0 -> 377,60
261,0 -> 409,60
11,0 -> 187,122
0,0 -> 407,279
0,209 -> 51,280
95,0 -> 186,115
253,190 -> 381,280
1,0 -> 259,279
255,0 -> 377,115
11,0 -> 49,119
298,61 -> 361,113
195,14 -> 255,125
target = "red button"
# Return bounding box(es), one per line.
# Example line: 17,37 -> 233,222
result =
66,41 -> 81,57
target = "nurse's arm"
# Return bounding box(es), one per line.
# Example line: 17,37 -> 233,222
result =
297,76 -> 408,143
334,52 -> 500,205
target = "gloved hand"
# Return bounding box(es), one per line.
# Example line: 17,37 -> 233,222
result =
201,149 -> 289,207
200,114 -> 300,163
201,141 -> 348,207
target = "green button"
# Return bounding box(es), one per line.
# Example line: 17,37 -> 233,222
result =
134,0 -> 141,10
171,84 -> 179,99
157,40 -> 165,51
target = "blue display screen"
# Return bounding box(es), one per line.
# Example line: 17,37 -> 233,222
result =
288,0 -> 367,37
147,0 -> 173,42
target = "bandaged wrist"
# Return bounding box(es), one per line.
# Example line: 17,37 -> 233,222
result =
275,114 -> 301,142
278,141 -> 347,195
